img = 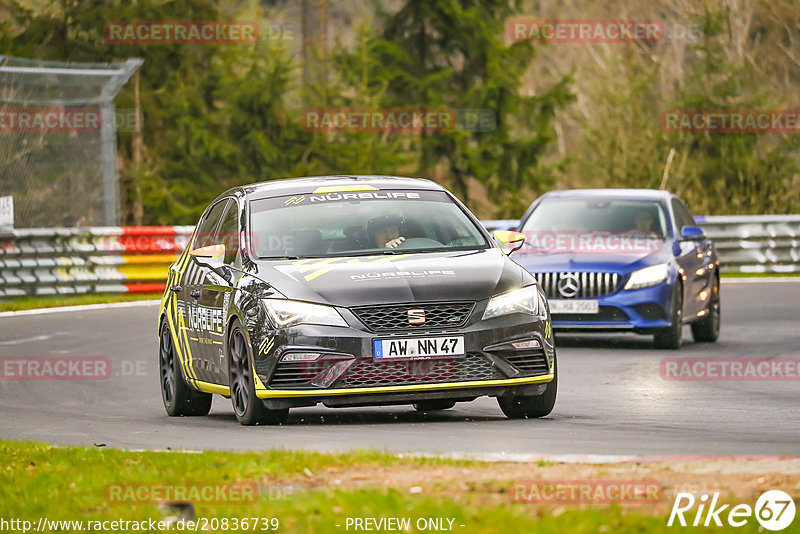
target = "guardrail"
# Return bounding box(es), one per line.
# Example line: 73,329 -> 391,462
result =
483,215 -> 800,274
0,226 -> 193,297
0,215 -> 797,296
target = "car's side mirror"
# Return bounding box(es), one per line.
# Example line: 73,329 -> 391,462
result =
493,230 -> 526,254
680,225 -> 705,241
189,244 -> 226,273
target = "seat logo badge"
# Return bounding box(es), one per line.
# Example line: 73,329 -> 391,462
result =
557,273 -> 580,298
408,309 -> 426,325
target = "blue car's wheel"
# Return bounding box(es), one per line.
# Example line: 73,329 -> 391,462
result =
654,282 -> 683,350
692,276 -> 720,342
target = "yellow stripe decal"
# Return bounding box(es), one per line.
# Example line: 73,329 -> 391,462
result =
304,266 -> 339,281
159,271 -> 172,314
298,257 -> 345,273
259,337 -> 275,354
166,296 -> 192,383
177,308 -> 197,381
256,374 -> 554,399
302,254 -> 416,281
312,185 -> 379,193
194,380 -> 230,395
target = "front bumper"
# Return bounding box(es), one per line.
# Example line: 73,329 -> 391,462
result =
550,279 -> 675,332
248,305 -> 555,403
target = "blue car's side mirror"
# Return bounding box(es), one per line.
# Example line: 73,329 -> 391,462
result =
680,225 -> 705,241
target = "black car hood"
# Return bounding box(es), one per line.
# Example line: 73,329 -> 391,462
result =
250,249 -> 525,306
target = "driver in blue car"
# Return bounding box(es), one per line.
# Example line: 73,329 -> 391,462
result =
368,213 -> 406,248
632,208 -> 660,236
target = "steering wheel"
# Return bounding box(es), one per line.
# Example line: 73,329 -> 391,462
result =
396,237 -> 444,249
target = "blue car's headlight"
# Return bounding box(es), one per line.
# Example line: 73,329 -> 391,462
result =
482,286 -> 544,320
262,299 -> 347,328
624,263 -> 669,290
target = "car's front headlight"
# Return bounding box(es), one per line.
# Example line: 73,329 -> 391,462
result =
482,286 -> 544,320
624,263 -> 669,290
262,299 -> 347,328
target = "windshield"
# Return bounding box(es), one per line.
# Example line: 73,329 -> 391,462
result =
249,189 -> 489,259
518,198 -> 668,254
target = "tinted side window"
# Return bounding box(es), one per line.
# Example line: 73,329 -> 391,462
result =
194,200 -> 228,249
218,199 -> 240,265
671,198 -> 695,231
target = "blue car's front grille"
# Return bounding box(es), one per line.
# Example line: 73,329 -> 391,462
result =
534,272 -> 620,299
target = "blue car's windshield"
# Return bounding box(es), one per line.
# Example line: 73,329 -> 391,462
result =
518,198 -> 669,254
523,199 -> 669,237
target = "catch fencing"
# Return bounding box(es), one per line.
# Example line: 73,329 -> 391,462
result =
0,55 -> 143,228
0,215 -> 797,296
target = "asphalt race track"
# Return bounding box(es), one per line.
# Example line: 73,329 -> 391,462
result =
1,280 -> 798,459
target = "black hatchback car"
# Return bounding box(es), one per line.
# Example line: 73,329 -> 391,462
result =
158,176 -> 556,425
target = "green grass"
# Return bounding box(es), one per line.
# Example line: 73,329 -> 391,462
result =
0,440 -> 761,533
720,271 -> 800,278
0,293 -> 160,312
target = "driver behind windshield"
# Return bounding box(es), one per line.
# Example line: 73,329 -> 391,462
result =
367,213 -> 406,249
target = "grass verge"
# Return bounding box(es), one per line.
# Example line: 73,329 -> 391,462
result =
1,440 -> 783,533
720,271 -> 800,278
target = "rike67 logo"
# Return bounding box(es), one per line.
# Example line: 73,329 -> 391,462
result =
668,490 -> 796,531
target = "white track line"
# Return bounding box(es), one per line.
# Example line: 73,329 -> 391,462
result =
0,300 -> 160,318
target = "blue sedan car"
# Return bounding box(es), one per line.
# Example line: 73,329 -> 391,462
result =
513,189 -> 720,349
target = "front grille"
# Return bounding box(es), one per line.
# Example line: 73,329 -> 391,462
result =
267,360 -> 330,389
498,350 -> 550,375
633,303 -> 667,321
268,353 -> 505,390
337,353 -> 504,388
351,301 -> 474,333
534,272 -> 620,299
551,305 -> 629,322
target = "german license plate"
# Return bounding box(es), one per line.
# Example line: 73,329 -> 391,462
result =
373,336 -> 465,360
548,299 -> 600,314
